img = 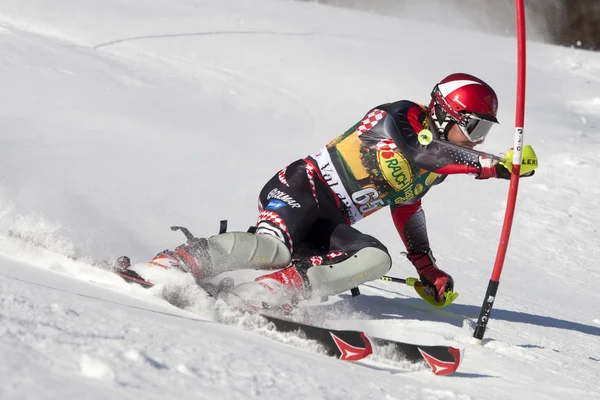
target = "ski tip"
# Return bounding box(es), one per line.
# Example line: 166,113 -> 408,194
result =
329,332 -> 373,361
418,346 -> 464,376
115,270 -> 155,289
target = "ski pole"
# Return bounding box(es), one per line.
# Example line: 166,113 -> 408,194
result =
380,275 -> 423,287
383,252 -> 424,287
380,275 -> 459,308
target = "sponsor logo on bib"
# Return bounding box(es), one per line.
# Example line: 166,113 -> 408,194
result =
378,151 -> 412,191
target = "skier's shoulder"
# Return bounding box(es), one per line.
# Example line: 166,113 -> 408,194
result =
374,100 -> 427,116
370,100 -> 429,134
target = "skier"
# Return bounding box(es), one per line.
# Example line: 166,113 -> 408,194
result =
122,73 -> 535,311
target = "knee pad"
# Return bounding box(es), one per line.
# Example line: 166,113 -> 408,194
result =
305,247 -> 391,297
208,232 -> 291,272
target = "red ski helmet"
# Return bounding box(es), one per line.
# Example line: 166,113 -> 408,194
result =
429,73 -> 499,142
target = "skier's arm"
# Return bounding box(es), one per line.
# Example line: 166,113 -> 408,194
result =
369,101 -> 500,177
386,102 -> 483,174
390,200 -> 430,254
390,200 -> 445,291
391,201 -> 454,302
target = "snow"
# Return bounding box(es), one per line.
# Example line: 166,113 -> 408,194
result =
0,0 -> 599,398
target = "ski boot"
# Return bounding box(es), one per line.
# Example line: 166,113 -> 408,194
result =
225,265 -> 307,315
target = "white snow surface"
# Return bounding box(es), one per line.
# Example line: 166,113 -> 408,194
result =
0,0 -> 599,399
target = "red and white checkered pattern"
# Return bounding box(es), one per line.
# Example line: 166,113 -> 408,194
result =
256,210 -> 293,251
278,167 -> 289,186
305,162 -> 319,204
373,138 -> 398,152
309,251 -> 347,267
357,109 -> 387,134
257,196 -> 264,213
309,256 -> 324,266
326,251 -> 347,260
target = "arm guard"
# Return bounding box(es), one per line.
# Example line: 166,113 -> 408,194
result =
376,101 -> 483,175
391,200 -> 431,254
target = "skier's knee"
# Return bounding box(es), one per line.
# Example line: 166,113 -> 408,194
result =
208,232 -> 291,272
306,247 -> 391,297
346,237 -> 388,254
330,224 -> 388,254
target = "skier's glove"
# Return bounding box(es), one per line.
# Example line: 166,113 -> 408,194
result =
476,156 -> 536,179
477,156 -> 507,179
407,250 -> 454,302
477,145 -> 538,180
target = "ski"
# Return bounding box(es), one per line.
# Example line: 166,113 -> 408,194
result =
115,269 -> 155,289
114,267 -> 463,375
110,223 -> 464,376
113,256 -> 155,289
253,312 -> 463,376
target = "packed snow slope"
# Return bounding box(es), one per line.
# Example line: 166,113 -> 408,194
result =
0,0 -> 599,399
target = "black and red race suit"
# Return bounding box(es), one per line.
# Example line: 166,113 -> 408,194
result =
255,100 -> 486,259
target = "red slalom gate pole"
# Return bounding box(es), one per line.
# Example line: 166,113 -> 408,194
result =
472,0 -> 527,342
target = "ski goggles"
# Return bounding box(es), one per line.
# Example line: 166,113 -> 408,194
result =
457,114 -> 496,143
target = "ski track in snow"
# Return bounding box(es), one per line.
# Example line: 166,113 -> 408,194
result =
0,0 -> 600,399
